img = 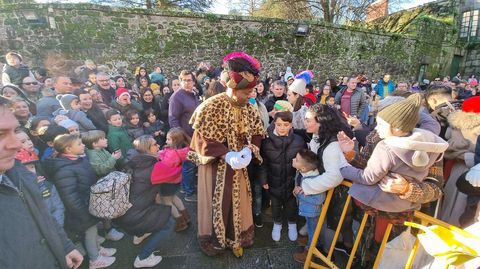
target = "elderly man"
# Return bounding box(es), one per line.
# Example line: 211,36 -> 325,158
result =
95,72 -> 116,105
190,52 -> 265,257
0,96 -> 83,269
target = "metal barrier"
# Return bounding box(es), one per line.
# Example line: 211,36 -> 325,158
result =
303,181 -> 465,269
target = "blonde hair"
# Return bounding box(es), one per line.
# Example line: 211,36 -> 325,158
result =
81,130 -> 106,149
53,134 -> 80,154
166,127 -> 191,149
133,135 -> 155,154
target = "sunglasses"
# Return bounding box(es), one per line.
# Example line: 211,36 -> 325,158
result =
23,82 -> 38,85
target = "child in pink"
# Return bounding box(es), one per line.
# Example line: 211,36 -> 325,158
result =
151,127 -> 190,232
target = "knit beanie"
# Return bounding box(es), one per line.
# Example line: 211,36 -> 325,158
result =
284,67 -> 294,82
274,100 -> 294,112
377,93 -> 422,133
57,94 -> 78,110
116,88 -> 130,98
58,119 -> 78,130
289,70 -> 314,97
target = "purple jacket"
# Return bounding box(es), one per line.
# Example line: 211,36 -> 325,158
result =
168,89 -> 199,137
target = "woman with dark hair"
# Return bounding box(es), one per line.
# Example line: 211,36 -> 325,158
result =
293,104 -> 353,262
135,67 -> 151,91
255,81 -> 269,104
114,75 -> 131,90
140,88 -> 161,122
287,71 -> 313,130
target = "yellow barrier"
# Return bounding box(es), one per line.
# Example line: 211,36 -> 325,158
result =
303,181 -> 471,269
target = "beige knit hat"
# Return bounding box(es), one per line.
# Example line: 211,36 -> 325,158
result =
377,93 -> 422,133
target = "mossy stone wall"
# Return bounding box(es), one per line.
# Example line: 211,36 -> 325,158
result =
0,3 -> 454,81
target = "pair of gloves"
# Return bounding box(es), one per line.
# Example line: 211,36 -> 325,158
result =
225,147 -> 252,170
466,163 -> 480,187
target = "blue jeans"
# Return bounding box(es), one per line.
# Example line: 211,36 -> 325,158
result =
181,160 -> 197,196
306,216 -> 320,249
139,217 -> 175,259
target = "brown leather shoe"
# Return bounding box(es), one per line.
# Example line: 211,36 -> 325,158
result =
297,235 -> 308,247
180,209 -> 191,223
293,249 -> 308,263
175,216 -> 188,232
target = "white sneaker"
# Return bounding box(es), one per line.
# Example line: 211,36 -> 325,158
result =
105,228 -> 124,241
299,223 -> 308,236
288,223 -> 298,241
134,253 -> 163,268
97,236 -> 106,245
98,247 -> 117,257
89,255 -> 115,269
133,233 -> 152,245
272,223 -> 282,242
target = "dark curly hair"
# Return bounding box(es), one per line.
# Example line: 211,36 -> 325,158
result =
308,104 -> 353,145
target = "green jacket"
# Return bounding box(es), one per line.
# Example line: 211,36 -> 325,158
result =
107,124 -> 132,166
86,148 -> 117,177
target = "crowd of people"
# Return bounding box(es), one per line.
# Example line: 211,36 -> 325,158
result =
0,49 -> 479,269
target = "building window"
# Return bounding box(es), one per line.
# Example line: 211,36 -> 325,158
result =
461,10 -> 480,38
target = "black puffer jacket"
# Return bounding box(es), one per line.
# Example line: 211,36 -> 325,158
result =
259,125 -> 306,200
42,156 -> 99,233
114,154 -> 171,236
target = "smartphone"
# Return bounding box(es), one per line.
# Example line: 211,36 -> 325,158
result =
342,111 -> 349,118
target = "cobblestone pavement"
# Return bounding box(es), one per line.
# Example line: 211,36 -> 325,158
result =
79,197 -> 311,269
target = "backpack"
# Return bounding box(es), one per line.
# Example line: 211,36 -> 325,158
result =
89,171 -> 132,219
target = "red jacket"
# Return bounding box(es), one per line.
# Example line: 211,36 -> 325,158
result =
151,147 -> 189,184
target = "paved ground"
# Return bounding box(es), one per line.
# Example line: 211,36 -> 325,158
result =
79,198 -> 311,269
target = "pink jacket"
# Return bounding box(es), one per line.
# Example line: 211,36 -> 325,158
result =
151,147 -> 189,184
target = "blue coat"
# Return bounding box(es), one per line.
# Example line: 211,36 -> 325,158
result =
297,174 -> 325,217
374,80 -> 395,98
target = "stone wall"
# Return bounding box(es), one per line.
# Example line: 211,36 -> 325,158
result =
0,3 -> 454,82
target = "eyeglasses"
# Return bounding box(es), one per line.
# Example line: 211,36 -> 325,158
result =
23,82 -> 38,85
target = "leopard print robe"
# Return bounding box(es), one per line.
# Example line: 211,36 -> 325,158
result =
189,93 -> 265,250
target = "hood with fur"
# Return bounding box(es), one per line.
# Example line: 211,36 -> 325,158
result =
384,128 -> 449,167
448,110 -> 480,131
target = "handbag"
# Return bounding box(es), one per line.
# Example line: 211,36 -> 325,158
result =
89,171 -> 132,219
378,227 -> 416,269
405,221 -> 480,266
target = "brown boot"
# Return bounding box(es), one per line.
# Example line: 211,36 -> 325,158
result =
297,235 -> 308,247
175,216 -> 188,232
180,209 -> 191,223
293,249 -> 308,263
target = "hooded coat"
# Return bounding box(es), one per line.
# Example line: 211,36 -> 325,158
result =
42,156 -> 99,233
342,128 -> 449,212
114,154 -> 171,236
259,125 -> 306,200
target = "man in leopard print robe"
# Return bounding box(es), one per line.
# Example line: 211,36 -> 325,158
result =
189,52 -> 265,257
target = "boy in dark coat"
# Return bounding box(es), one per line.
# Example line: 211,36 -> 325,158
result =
259,111 -> 306,242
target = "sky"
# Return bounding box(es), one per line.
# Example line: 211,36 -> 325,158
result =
208,0 -> 438,15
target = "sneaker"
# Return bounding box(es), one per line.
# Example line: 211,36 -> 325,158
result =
133,233 -> 152,245
299,223 -> 308,236
334,242 -> 353,256
288,223 -> 298,241
134,253 -> 163,268
254,214 -> 263,228
179,187 -> 185,194
184,193 -> 197,202
272,223 -> 282,242
105,228 -> 124,241
97,236 -> 106,245
98,247 -> 117,257
89,255 -> 115,269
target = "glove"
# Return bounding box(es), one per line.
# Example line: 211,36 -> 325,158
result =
466,163 -> 480,187
239,147 -> 252,164
225,151 -> 244,170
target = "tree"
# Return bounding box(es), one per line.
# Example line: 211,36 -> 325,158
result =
89,0 -> 213,12
252,0 -> 313,20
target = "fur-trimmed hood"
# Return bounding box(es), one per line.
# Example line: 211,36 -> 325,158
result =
384,128 -> 449,167
448,110 -> 480,130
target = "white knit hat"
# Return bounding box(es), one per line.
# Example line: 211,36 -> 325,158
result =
289,70 -> 313,97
